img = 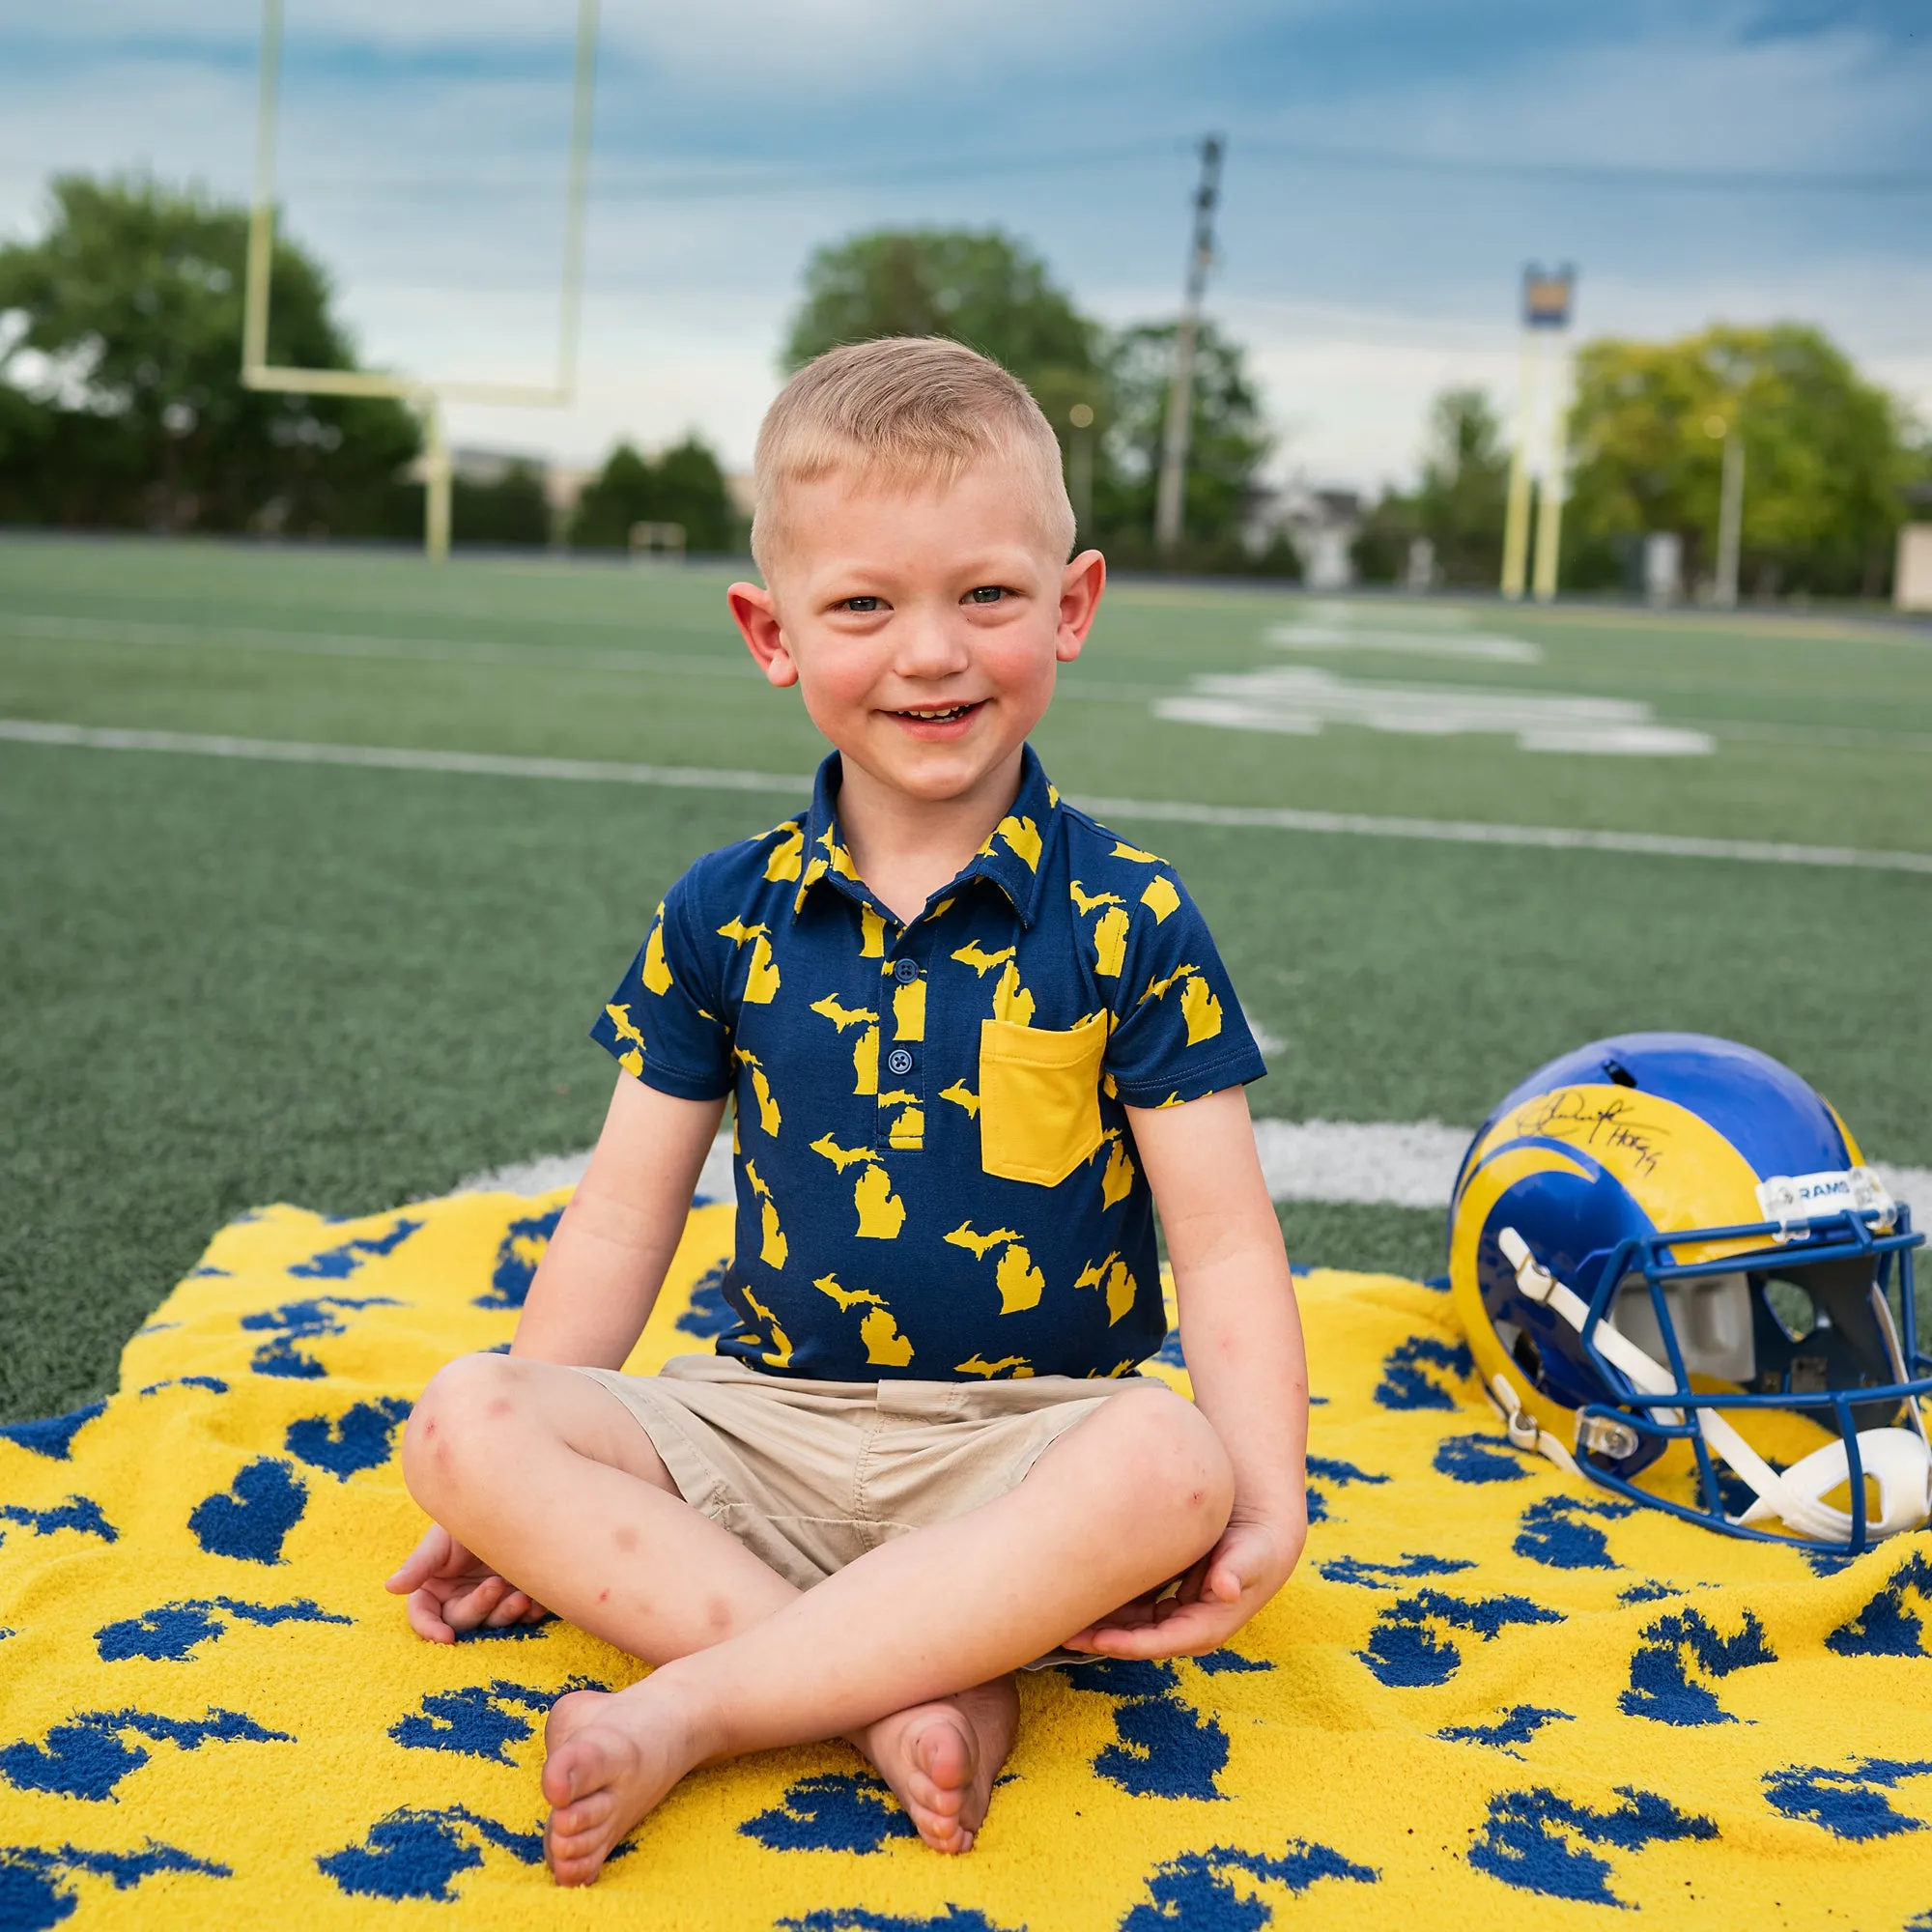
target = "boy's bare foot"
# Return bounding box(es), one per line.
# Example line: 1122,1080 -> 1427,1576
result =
541,1686 -> 696,1886
539,1672 -> 1020,1880
854,1675 -> 1019,1854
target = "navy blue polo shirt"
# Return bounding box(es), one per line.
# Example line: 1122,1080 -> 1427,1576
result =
591,745 -> 1265,1381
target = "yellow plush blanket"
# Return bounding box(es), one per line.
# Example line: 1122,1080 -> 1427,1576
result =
2,1188 -> 1930,1930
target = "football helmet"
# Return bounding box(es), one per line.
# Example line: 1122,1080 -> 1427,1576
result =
1449,1033 -> 1929,1552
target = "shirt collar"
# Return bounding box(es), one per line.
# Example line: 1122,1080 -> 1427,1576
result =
792,744 -> 1061,929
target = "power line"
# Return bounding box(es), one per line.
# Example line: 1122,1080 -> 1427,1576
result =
9,133 -> 1923,202
0,139 -> 1194,202
303,146 -> 1932,201
1236,136 -> 1932,197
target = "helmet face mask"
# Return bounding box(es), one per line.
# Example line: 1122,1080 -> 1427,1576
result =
1451,1034 -> 1932,1554
1747,1254 -> 1914,1422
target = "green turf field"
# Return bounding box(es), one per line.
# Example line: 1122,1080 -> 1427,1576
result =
4,534 -> 1930,1420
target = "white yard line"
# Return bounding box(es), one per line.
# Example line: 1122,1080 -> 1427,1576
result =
0,611 -> 756,681
0,720 -> 805,798
1250,1118 -> 1468,1208
1068,788 -> 1932,877
459,1122 -> 1931,1220
9,718 -> 1932,876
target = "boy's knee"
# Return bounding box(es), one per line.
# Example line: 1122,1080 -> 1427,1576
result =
1112,1388 -> 1236,1538
402,1352 -> 526,1507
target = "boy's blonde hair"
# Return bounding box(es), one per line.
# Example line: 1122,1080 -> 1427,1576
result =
751,337 -> 1076,576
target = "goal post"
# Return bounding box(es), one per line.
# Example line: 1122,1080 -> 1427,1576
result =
240,0 -> 600,558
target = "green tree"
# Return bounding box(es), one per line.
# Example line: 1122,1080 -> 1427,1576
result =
453,459 -> 551,548
1355,389 -> 1507,586
1563,324 -> 1917,598
1350,490 -> 1420,585
781,227 -> 1105,467
1414,387 -> 1509,585
568,434 -> 736,553
1094,320 -> 1271,566
778,226 -> 1288,572
0,173 -> 419,534
784,228 -> 1099,386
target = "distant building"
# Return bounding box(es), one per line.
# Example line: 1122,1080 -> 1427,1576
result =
543,464 -> 596,519
410,445 -> 588,514
1246,477 -> 1364,589
450,446 -> 545,488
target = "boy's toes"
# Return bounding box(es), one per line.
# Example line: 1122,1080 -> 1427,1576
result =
898,1760 -> 965,1821
540,1700 -> 617,1807
546,1840 -> 606,1888
546,1804 -> 623,1886
550,1790 -> 615,1839
858,1699 -> 995,1854
916,1815 -> 975,1856
902,1709 -> 982,1849
909,1713 -> 975,1802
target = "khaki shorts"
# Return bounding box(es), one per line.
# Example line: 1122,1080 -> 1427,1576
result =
572,1353 -> 1146,1594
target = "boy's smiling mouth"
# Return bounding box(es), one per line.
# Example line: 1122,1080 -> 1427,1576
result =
887,699 -> 985,736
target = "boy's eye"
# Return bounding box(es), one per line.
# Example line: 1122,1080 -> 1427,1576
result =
965,585 -> 1009,605
839,596 -> 883,612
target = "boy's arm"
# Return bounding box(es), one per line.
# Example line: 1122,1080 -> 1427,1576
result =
511,1071 -> 728,1366
1067,1085 -> 1308,1657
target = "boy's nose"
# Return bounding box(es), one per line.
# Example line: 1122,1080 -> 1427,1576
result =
892,612 -> 973,681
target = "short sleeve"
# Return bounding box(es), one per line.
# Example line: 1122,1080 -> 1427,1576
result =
1099,855 -> 1266,1108
589,871 -> 734,1100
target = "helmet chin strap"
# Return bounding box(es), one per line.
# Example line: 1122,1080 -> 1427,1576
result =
1487,1370 -> 1578,1477
1496,1228 -> 1932,1545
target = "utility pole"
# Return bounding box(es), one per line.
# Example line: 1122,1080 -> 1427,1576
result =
1154,134 -> 1223,558
1710,412 -> 1744,609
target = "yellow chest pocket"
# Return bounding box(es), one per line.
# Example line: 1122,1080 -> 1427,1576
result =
977,1011 -> 1108,1187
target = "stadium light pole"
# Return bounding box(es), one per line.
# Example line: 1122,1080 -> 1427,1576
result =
241,0 -> 600,560
1530,339 -> 1571,604
1502,263 -> 1576,602
1154,135 -> 1224,559
1500,332 -> 1539,601
1708,412 -> 1744,609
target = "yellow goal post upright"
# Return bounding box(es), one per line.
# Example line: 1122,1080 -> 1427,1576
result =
241,0 -> 600,559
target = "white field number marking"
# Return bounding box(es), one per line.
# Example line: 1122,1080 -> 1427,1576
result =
1263,622 -> 1543,665
1156,668 -> 1714,756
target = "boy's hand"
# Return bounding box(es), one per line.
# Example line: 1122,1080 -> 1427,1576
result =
385,1524 -> 551,1644
1062,1513 -> 1301,1660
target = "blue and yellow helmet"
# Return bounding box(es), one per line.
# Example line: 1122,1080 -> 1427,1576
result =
1449,1033 -> 1929,1552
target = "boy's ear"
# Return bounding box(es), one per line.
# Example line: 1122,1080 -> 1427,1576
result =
1055,549 -> 1106,664
727,581 -> 799,689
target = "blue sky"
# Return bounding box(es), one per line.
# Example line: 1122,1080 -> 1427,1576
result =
2,1 -> 1927,488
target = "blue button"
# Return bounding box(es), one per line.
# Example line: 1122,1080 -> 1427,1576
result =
893,958 -> 920,983
886,1046 -> 915,1077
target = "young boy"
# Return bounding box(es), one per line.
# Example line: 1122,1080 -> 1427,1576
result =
386,336 -> 1309,1886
